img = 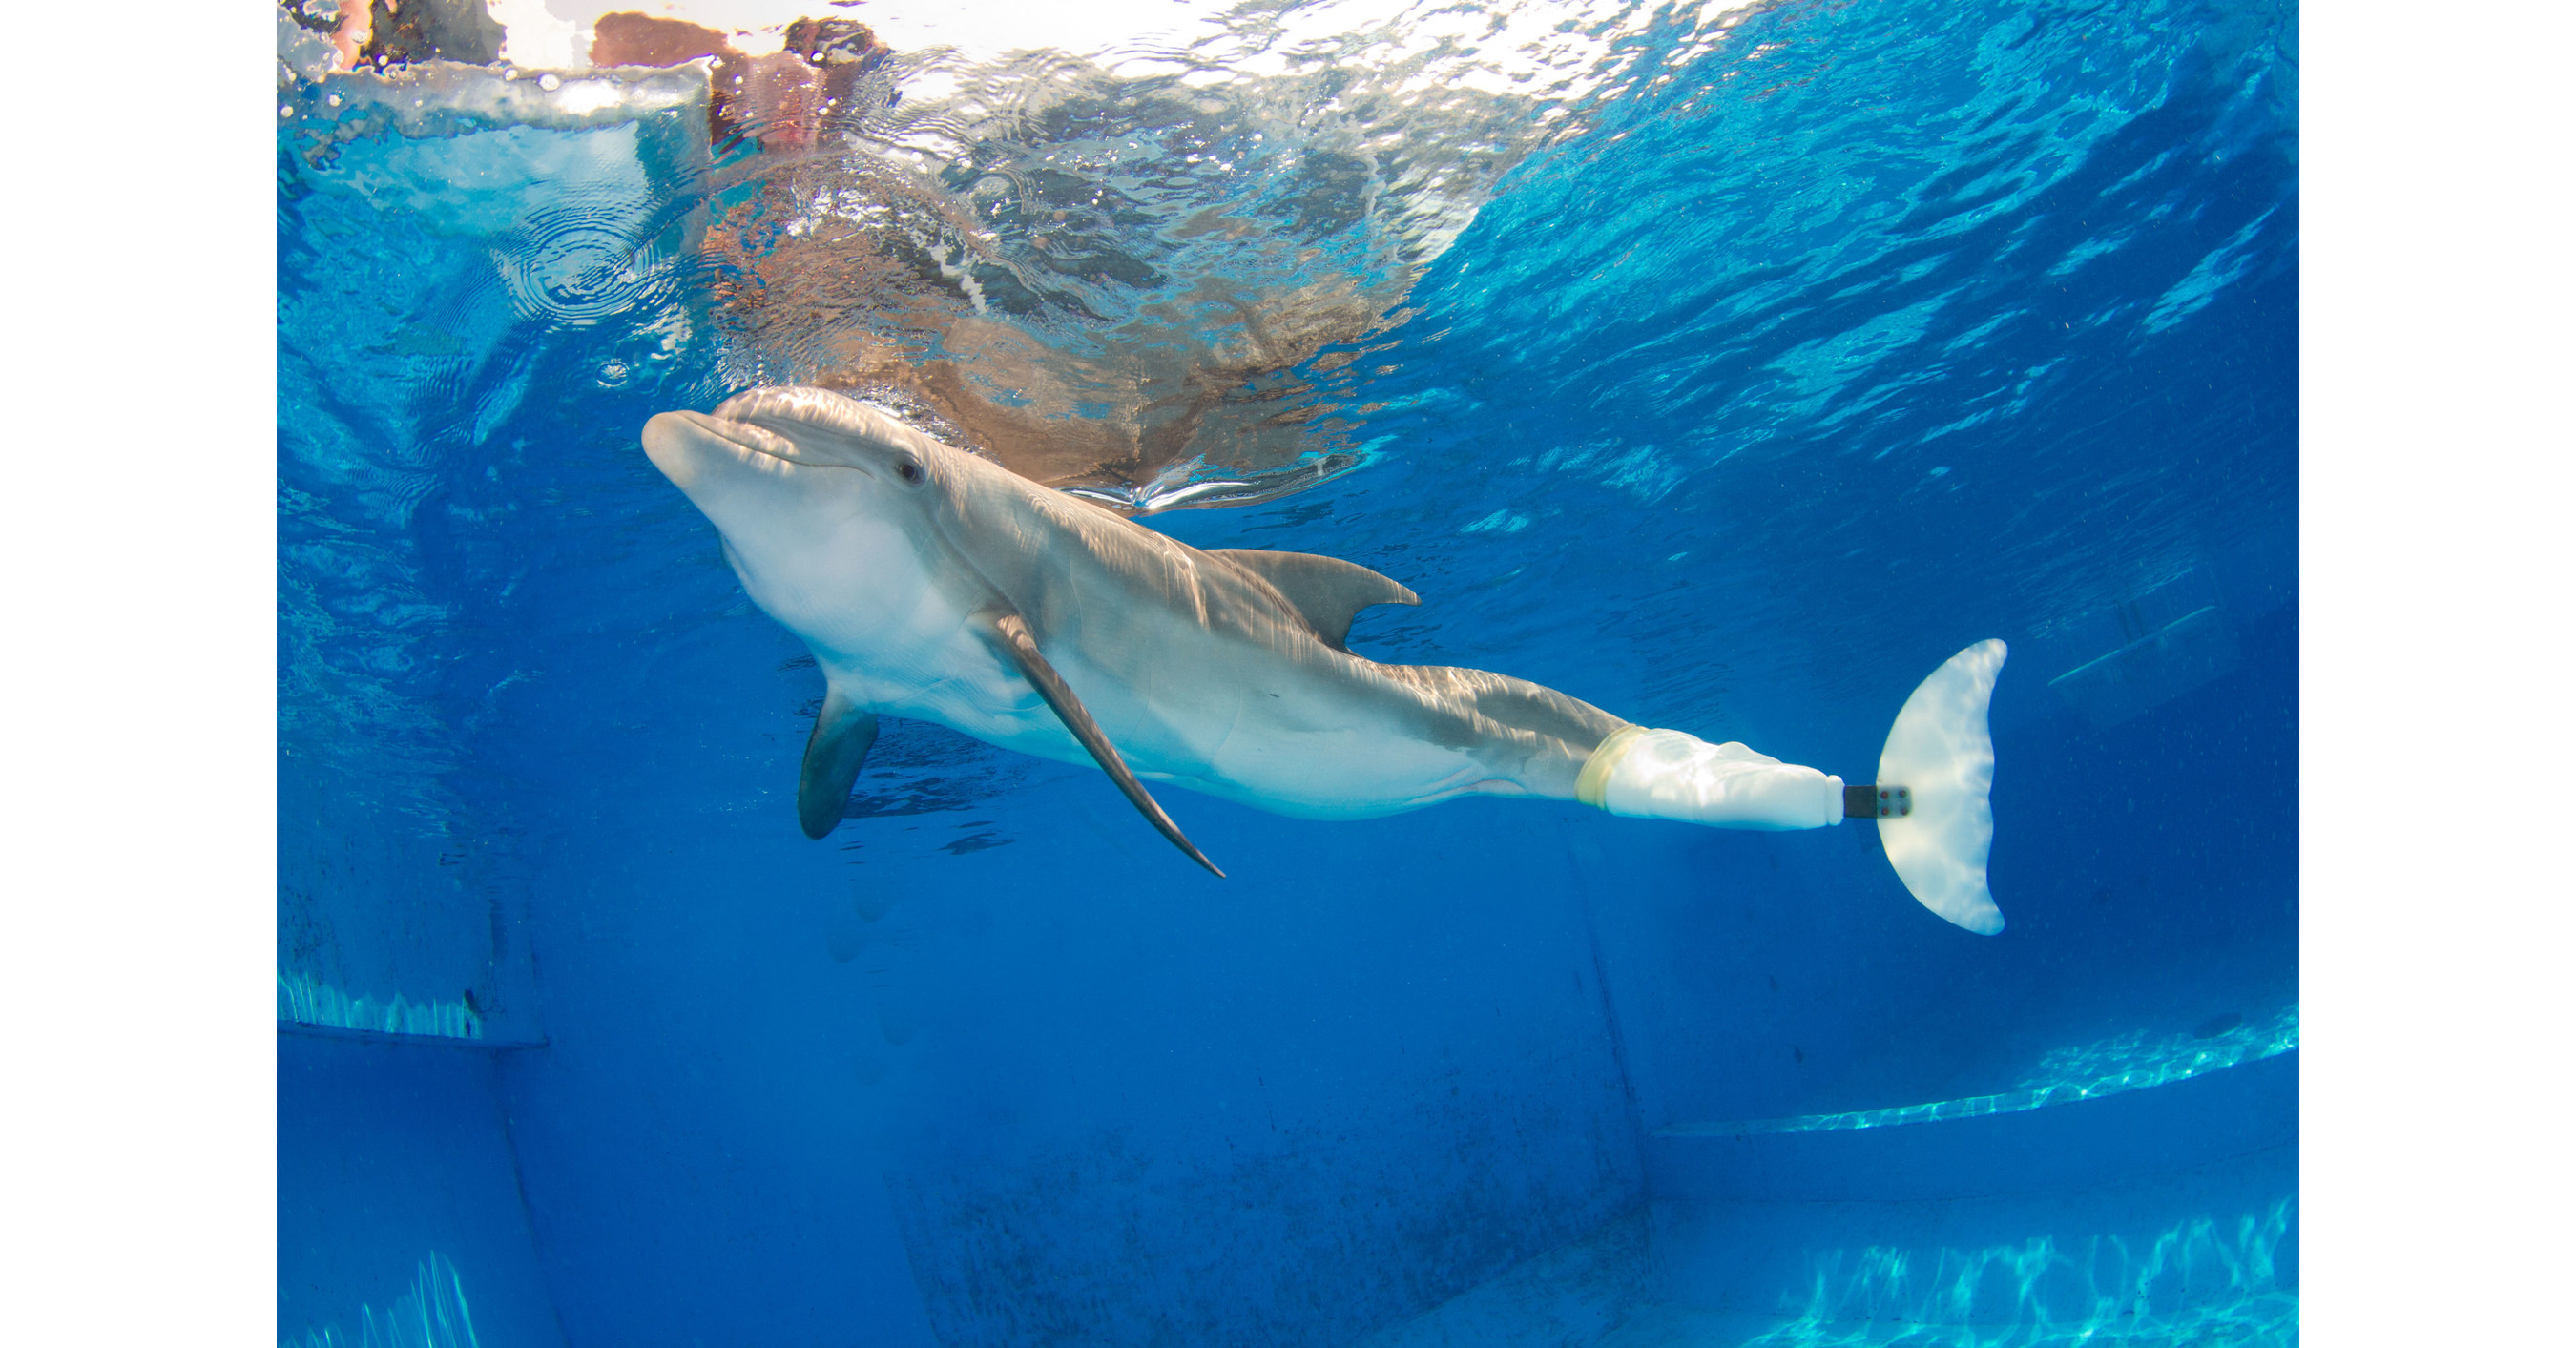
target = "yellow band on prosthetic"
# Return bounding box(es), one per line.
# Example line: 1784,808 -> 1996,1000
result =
1575,725 -> 1652,809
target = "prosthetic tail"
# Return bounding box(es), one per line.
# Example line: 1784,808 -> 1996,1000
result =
1577,640 -> 2009,935
1871,639 -> 2006,934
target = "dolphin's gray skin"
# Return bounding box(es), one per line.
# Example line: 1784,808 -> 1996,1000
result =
640,385 -> 2008,937
642,386 -> 1629,872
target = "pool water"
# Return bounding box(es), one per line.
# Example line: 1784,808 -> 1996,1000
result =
276,1 -> 2297,1344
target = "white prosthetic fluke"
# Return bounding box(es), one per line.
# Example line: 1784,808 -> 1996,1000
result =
1575,640 -> 2009,934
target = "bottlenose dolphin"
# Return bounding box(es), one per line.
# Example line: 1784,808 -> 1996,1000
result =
641,385 -> 2010,933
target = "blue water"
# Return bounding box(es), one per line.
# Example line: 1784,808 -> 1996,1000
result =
277,1 -> 2297,1344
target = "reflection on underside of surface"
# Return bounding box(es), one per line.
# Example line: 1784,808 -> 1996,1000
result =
280,0 -> 1735,513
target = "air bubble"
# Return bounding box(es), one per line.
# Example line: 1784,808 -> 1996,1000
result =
538,73 -> 562,92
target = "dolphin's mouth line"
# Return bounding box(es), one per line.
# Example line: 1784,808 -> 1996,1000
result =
693,412 -> 877,476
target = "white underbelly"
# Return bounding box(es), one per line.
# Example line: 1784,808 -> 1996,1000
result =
830,634 -> 1506,819
831,630 -> 1091,767
1181,723 -> 1497,819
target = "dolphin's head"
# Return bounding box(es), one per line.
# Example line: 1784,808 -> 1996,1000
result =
641,385 -> 978,663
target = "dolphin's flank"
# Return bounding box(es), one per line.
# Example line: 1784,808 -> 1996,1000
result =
639,385 -> 2008,934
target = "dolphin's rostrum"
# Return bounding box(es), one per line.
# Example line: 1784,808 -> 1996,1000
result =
641,386 -> 2009,933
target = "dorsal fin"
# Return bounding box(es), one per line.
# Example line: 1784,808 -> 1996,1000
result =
1211,549 -> 1420,652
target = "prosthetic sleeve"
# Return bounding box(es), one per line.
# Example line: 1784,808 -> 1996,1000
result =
1573,726 -> 1844,831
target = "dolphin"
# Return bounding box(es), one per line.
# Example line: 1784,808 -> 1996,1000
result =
641,385 -> 2011,933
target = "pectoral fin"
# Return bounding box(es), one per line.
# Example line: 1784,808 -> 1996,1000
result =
977,609 -> 1225,877
799,689 -> 880,840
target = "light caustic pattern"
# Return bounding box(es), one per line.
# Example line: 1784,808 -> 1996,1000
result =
1661,1006 -> 2296,1137
1731,1201 -> 2297,1347
1365,1204 -> 2296,1347
285,1253 -> 483,1348
277,972 -> 485,1041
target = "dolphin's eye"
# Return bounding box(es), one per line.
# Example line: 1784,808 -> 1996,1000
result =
896,459 -> 924,485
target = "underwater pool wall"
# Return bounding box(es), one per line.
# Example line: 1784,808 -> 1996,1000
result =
278,1029 -> 566,1348
276,608 -> 2295,1348
489,745 -> 1648,1347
